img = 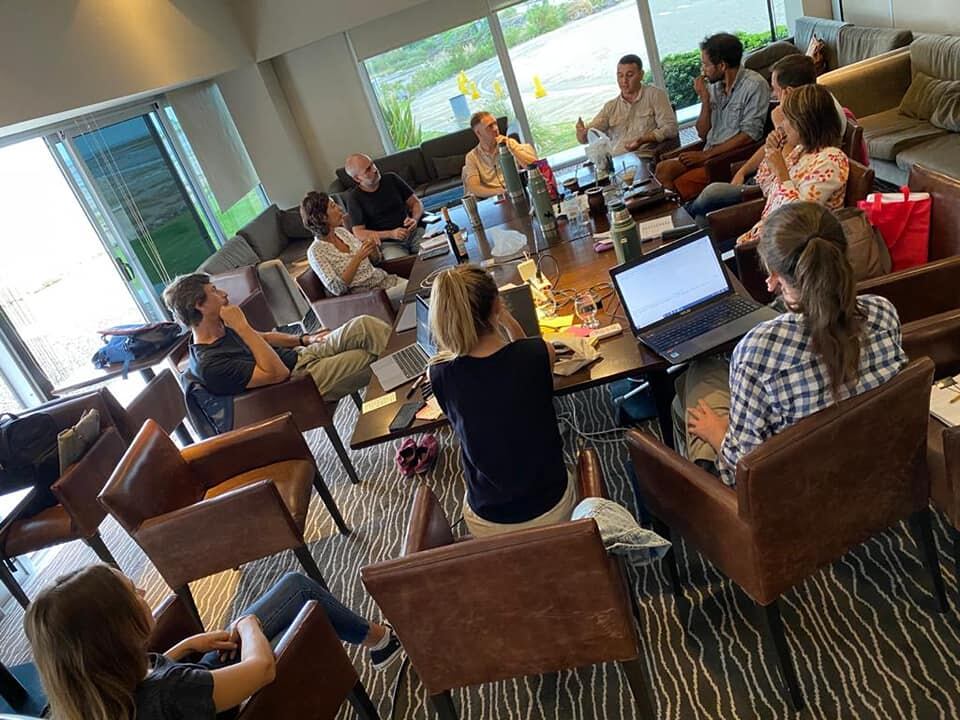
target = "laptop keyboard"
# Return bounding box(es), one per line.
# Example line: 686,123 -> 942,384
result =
394,344 -> 429,378
646,297 -> 758,350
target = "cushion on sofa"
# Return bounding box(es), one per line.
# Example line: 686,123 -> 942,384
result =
432,154 -> 467,180
421,116 -> 507,180
377,148 -> 431,187
859,108 -> 948,161
335,167 -> 357,191
795,16 -> 848,71
910,34 -> 960,84
894,134 -> 960,179
744,41 -> 802,82
931,91 -> 960,132
237,205 -> 286,260
197,235 -> 260,274
900,71 -> 960,121
278,207 -> 313,240
837,27 -> 912,68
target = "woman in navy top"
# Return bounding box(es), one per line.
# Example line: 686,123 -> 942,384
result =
428,265 -> 574,537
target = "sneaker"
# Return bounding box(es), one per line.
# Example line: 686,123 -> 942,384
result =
369,626 -> 404,671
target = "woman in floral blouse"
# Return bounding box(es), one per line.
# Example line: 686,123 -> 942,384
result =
300,191 -> 406,310
737,84 -> 849,247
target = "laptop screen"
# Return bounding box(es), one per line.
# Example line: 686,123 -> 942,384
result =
415,295 -> 438,356
613,233 -> 731,331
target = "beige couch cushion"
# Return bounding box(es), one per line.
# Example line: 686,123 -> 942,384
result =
859,108 -> 948,161
931,91 -> 960,132
900,71 -> 960,121
911,34 -> 960,83
837,27 -> 912,68
237,205 -> 286,260
895,134 -> 960,177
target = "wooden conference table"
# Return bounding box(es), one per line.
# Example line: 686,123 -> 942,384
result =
350,178 -> 701,451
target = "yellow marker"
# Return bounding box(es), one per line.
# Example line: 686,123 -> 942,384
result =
469,81 -> 480,100
493,80 -> 505,99
457,71 -> 468,95
533,75 -> 547,98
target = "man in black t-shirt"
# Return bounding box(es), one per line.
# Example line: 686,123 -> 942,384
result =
163,273 -> 390,401
344,153 -> 423,260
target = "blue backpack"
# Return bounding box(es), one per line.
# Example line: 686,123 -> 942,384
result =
91,322 -> 184,378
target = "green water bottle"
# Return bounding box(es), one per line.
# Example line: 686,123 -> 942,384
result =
528,166 -> 557,234
498,141 -> 525,201
609,201 -> 641,265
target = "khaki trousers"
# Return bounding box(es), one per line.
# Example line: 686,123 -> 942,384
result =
293,315 -> 391,401
462,469 -> 578,539
670,356 -> 731,464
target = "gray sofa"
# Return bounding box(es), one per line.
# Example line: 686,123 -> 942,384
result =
744,16 -> 913,81
328,116 -> 510,204
819,34 -> 960,186
197,204 -> 314,327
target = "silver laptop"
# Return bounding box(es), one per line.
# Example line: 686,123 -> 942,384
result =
609,231 -> 777,363
371,296 -> 437,391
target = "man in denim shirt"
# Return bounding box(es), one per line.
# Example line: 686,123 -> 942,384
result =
655,33 -> 770,201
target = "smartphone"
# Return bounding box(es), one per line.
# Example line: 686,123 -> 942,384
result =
389,400 -> 425,432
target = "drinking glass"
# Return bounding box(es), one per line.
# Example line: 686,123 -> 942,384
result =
574,290 -> 600,330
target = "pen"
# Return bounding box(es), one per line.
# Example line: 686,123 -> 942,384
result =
405,374 -> 425,400
950,391 -> 960,404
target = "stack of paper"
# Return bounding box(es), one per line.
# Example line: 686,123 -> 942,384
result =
930,376 -> 960,426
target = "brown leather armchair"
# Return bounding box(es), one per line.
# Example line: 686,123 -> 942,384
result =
711,158 -> 875,302
856,165 -> 960,324
296,266 -> 395,329
901,310 -> 960,589
147,594 -> 379,719
625,358 -> 946,710
361,449 -> 655,720
209,266 -> 276,333
0,391 -> 126,607
659,138 -> 764,185
99,414 -> 348,622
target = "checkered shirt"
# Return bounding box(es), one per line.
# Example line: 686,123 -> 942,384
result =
718,294 -> 907,486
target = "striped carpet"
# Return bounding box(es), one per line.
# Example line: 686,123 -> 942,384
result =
1,386 -> 958,720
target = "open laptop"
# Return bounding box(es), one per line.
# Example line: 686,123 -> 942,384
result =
371,296 -> 437,391
609,231 -> 777,363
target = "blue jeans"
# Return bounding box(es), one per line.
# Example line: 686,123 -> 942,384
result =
201,573 -> 370,667
686,182 -> 748,227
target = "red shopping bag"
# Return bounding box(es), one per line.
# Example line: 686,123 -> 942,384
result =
857,187 -> 931,271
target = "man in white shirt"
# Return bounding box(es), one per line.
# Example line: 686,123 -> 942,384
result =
462,112 -> 538,198
575,54 -> 678,156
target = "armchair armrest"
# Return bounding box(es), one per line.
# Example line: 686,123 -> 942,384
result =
181,413 -> 314,490
704,142 -> 762,184
51,427 -> 125,536
817,48 -> 912,119
309,289 -> 394,329
380,254 -> 416,279
148,595 -> 206,654
33,391 -> 115,433
901,309 -> 960,379
137,480 -> 303,589
856,256 -> 960,325
403,482 -> 456,555
706,198 -> 764,245
734,242 -> 773,304
576,447 -> 606,499
239,601 -> 359,720
230,375 -> 333,432
660,140 -> 705,162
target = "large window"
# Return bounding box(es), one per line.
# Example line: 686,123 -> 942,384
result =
360,0 -> 789,159
649,0 -> 787,115
497,0 -> 650,157
364,19 -> 515,150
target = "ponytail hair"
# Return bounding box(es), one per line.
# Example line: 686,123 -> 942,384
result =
300,191 -> 332,237
428,265 -> 499,361
758,202 -> 864,399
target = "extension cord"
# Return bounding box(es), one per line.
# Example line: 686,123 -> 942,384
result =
589,323 -> 623,341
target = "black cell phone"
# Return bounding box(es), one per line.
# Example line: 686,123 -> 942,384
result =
389,401 -> 424,432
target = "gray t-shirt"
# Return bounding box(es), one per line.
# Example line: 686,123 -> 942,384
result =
705,67 -> 771,148
135,653 -> 217,720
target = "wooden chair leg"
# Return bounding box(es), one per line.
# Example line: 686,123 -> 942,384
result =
350,391 -> 363,412
293,544 -> 329,590
759,600 -> 804,711
951,525 -> 960,590
0,556 -> 29,608
347,679 -> 380,720
430,691 -> 458,720
620,657 -> 655,718
175,585 -> 203,628
909,509 -> 949,613
85,532 -> 119,568
650,518 -> 683,598
312,471 -> 350,535
325,425 -> 361,485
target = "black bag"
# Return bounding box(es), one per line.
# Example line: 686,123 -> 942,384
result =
91,322 -> 183,378
0,412 -> 59,503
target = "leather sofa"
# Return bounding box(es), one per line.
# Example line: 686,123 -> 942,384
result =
819,34 -> 960,186
328,117 -> 510,204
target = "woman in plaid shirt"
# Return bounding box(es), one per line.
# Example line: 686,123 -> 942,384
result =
674,202 -> 907,484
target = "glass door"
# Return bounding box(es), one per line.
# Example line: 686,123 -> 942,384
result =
60,110 -> 218,298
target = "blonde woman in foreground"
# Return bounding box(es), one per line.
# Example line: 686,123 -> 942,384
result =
25,565 -> 401,720
427,265 -> 572,538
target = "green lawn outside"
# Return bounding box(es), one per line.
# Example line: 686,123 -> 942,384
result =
131,211 -> 214,290
214,187 -> 267,238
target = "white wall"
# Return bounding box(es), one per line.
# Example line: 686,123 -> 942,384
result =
216,62 -> 319,207
0,0 -> 252,132
841,0 -> 960,33
271,33 -> 383,184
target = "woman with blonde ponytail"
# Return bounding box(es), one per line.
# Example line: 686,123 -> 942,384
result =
677,202 -> 906,485
427,265 -> 574,537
